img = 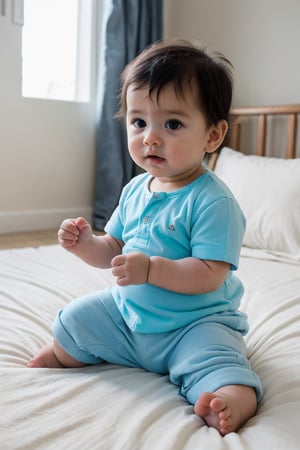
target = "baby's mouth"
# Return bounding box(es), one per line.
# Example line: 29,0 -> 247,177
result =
146,154 -> 165,163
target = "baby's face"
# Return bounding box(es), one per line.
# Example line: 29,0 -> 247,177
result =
125,82 -> 220,190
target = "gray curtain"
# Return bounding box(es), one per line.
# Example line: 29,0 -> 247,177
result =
93,0 -> 163,230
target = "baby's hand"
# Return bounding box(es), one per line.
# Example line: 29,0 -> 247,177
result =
111,252 -> 150,286
58,217 -> 93,254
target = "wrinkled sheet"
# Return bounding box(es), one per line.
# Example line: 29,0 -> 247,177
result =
0,245 -> 299,450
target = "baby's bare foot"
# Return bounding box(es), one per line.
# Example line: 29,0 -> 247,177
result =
28,340 -> 87,368
194,385 -> 257,435
27,343 -> 64,368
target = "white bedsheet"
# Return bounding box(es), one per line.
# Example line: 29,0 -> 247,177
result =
0,245 -> 299,450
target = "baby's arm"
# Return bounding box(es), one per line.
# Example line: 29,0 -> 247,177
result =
148,256 -> 230,294
58,217 -> 123,268
111,252 -> 229,294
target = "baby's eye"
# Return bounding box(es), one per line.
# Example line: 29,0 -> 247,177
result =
165,119 -> 182,130
133,118 -> 146,128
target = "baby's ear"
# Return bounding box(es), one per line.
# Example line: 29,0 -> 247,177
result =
205,120 -> 228,154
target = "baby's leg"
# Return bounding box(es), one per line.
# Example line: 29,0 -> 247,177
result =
168,320 -> 262,435
194,385 -> 257,435
27,339 -> 86,368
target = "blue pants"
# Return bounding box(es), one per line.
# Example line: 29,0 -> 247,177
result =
53,289 -> 263,404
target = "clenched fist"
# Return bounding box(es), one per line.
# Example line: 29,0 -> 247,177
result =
111,252 -> 150,286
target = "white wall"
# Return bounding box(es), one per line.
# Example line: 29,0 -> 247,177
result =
0,7 -> 96,234
164,0 -> 300,108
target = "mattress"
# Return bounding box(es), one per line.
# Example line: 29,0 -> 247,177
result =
0,244 -> 300,449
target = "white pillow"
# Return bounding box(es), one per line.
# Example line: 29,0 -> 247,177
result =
214,147 -> 300,261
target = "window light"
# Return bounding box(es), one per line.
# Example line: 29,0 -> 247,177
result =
22,0 -> 92,102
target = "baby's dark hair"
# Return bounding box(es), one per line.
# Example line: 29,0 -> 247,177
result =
118,40 -> 233,127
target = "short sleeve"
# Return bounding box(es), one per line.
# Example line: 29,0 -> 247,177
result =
190,196 -> 246,270
104,206 -> 124,240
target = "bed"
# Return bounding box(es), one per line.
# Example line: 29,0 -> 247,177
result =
1,105 -> 300,450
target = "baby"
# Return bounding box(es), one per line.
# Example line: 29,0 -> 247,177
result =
28,40 -> 263,435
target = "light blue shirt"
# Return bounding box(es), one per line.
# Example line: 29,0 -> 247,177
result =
105,170 -> 246,333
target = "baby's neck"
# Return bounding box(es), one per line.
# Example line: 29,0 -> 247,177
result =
149,167 -> 205,193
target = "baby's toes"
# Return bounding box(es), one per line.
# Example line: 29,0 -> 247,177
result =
219,417 -> 233,435
210,396 -> 227,413
219,407 -> 231,420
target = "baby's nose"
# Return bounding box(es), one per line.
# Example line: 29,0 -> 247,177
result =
143,129 -> 163,146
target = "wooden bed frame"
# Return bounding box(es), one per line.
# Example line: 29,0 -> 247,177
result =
208,104 -> 300,169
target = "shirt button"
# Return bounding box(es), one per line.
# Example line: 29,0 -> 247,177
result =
143,216 -> 150,224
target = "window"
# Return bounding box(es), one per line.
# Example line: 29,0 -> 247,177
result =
22,0 -> 93,102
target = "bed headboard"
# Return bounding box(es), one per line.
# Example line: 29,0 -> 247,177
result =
208,104 -> 300,169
